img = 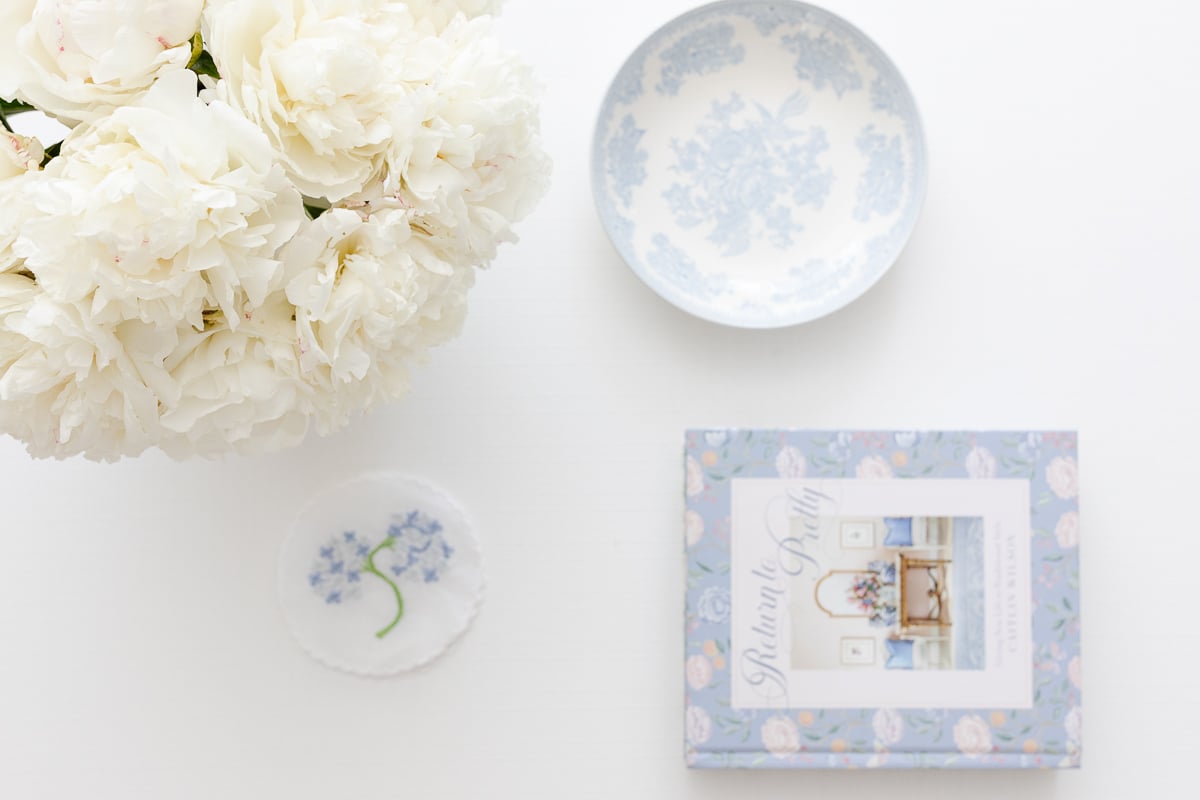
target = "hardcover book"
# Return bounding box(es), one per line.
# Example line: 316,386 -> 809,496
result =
683,430 -> 1081,768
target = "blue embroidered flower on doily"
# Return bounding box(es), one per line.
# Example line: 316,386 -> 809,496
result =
383,510 -> 455,584
307,509 -> 454,638
308,531 -> 371,604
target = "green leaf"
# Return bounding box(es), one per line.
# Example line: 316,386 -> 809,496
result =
40,140 -> 62,167
187,33 -> 221,81
0,98 -> 36,116
0,99 -> 38,134
304,203 -> 328,220
1,99 -> 35,130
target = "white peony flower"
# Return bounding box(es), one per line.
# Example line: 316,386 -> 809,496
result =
203,0 -> 432,202
0,71 -> 308,460
0,0 -> 204,126
965,445 -> 997,479
0,286 -> 160,459
155,315 -> 313,458
0,177 -> 31,266
0,132 -> 43,178
15,70 -> 305,330
952,714 -> 993,757
855,454 -> 893,479
1046,456 -> 1080,499
0,1 -> 548,461
760,714 -> 801,757
341,14 -> 550,262
406,0 -> 503,32
775,444 -> 806,478
0,288 -> 309,459
280,207 -> 474,433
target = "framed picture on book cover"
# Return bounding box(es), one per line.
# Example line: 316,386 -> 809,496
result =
840,637 -> 876,666
683,430 -> 1081,769
839,520 -> 876,549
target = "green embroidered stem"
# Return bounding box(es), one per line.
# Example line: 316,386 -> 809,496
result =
363,539 -> 404,639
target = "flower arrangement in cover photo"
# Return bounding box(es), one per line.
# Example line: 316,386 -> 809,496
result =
0,0 -> 549,460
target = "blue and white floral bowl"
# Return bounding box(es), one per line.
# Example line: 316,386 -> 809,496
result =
593,0 -> 926,328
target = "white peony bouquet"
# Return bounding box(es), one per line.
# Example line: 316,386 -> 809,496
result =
0,0 -> 548,460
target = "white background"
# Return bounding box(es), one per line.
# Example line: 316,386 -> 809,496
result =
1,0 -> 1197,797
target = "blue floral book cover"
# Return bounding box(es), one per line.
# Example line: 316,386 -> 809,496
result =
683,430 -> 1081,769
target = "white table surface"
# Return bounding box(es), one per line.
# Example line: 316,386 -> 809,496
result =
2,1 -> 1197,797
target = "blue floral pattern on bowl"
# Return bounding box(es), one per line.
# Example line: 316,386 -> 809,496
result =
656,21 -> 745,96
665,91 -> 832,256
593,0 -> 927,328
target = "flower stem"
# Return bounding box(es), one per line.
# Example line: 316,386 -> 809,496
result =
363,540 -> 404,639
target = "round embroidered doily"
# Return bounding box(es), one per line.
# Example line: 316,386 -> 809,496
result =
278,473 -> 484,676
